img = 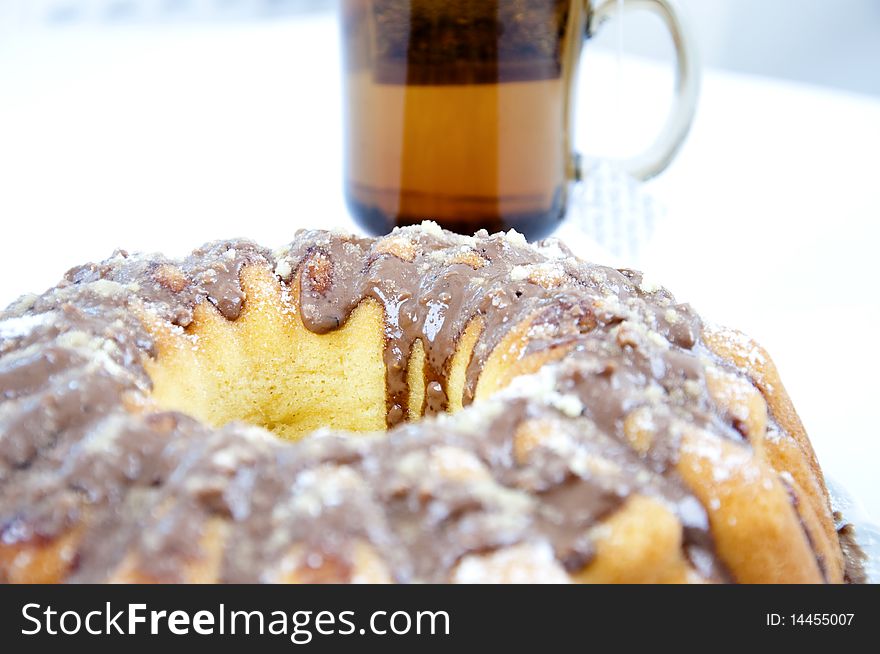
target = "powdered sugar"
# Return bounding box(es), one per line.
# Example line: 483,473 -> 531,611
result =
0,312 -> 54,340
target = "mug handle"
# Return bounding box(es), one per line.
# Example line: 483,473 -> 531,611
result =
580,0 -> 701,181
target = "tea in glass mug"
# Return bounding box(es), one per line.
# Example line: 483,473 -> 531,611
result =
342,0 -> 698,239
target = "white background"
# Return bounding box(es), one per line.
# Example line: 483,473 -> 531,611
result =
0,11 -> 878,520
3,0 -> 879,97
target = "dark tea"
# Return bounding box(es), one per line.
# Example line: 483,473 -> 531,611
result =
341,0 -> 698,239
342,0 -> 586,240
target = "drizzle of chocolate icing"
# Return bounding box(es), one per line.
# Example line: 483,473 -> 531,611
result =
279,228 -> 697,427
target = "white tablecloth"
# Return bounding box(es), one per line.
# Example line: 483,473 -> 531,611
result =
1,13 -> 878,520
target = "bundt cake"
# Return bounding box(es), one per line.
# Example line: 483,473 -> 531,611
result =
0,222 -> 861,583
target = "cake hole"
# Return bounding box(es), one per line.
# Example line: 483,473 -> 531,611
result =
143,266 -> 391,440
142,265 -> 517,441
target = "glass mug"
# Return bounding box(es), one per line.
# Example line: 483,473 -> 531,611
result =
341,0 -> 699,240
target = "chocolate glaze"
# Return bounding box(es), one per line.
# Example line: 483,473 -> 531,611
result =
0,223 -> 858,582
279,228 -> 698,427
